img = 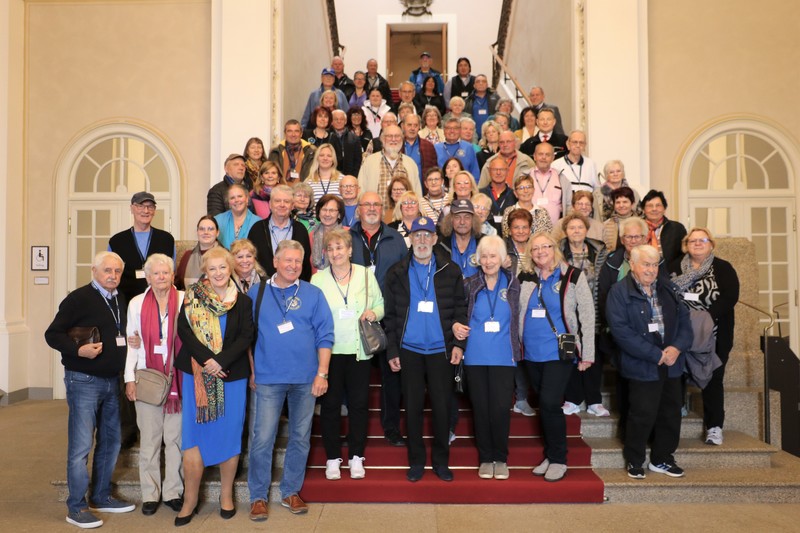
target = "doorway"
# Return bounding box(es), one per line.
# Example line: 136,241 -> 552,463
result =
387,23 -> 448,90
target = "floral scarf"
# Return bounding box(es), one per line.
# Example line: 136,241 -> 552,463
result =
184,278 -> 238,423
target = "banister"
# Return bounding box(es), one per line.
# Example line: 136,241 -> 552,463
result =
737,300 -> 776,444
490,45 -> 531,109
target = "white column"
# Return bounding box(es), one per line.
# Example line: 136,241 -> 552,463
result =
209,0 -> 273,186
585,0 -> 650,191
0,0 -> 31,403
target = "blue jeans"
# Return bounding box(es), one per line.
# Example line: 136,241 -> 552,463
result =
64,370 -> 121,513
248,383 -> 315,501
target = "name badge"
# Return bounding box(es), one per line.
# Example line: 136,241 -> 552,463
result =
478,109 -> 488,115
278,321 -> 295,334
369,264 -> 376,274
153,342 -> 168,355
115,335 -> 127,347
417,300 -> 434,313
536,197 -> 549,206
531,309 -> 546,318
290,171 -> 299,181
683,292 -> 700,302
461,92 -> 468,98
493,215 -> 503,224
339,309 -> 356,319
648,323 -> 659,333
135,269 -> 146,279
484,321 -> 500,333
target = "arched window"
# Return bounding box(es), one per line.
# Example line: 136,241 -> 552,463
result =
681,119 -> 798,350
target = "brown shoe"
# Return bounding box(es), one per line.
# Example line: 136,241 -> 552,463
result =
281,494 -> 308,515
249,499 -> 269,522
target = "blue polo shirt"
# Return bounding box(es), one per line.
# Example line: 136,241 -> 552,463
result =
404,138 -> 423,178
464,275 -> 514,366
450,234 -> 479,278
401,256 -> 445,354
523,270 -> 564,362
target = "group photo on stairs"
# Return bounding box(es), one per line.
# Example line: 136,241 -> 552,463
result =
3,0 -> 800,532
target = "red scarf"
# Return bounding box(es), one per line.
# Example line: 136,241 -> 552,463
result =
141,287 -> 183,414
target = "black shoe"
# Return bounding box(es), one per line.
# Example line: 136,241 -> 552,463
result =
627,463 -> 646,479
219,497 -> 236,520
174,507 -> 197,527
433,465 -> 454,482
407,465 -> 425,482
385,429 -> 406,447
163,498 -> 184,512
141,501 -> 158,516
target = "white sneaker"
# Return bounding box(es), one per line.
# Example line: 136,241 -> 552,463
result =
587,403 -> 610,417
532,458 -> 550,476
349,455 -> 365,479
325,458 -> 343,480
706,426 -> 723,446
448,431 -> 457,445
513,400 -> 536,416
562,401 -> 581,416
314,404 -> 321,416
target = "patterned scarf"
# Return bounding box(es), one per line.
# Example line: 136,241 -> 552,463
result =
378,154 -> 409,207
646,217 -> 665,250
184,278 -> 238,423
141,287 -> 183,414
672,253 -> 715,292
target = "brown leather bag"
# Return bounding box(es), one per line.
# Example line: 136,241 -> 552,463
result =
66,326 -> 100,347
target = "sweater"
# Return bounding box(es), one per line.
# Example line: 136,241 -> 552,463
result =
45,283 -> 129,377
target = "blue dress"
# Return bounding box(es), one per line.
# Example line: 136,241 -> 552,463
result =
180,314 -> 247,466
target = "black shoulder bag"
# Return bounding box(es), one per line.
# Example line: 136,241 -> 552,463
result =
537,277 -> 577,362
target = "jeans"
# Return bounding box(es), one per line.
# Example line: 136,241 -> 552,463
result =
248,383 -> 315,501
64,370 -> 122,514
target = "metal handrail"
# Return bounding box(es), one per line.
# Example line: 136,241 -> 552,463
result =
737,300 -> 776,443
489,45 -> 531,109
772,301 -> 789,337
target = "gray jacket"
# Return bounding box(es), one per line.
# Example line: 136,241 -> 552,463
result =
686,308 -> 723,389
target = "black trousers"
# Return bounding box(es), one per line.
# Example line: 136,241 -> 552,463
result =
624,366 -> 682,467
702,347 -> 730,429
565,341 -> 604,405
377,350 -> 402,435
524,359 -> 573,464
321,354 -> 372,459
465,365 -> 515,463
400,348 -> 453,468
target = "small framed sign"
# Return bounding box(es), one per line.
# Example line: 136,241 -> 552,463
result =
32,246 -> 49,271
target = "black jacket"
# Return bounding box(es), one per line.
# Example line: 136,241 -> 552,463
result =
329,129 -> 363,176
247,218 -> 313,282
108,227 -> 175,302
175,293 -> 253,381
383,247 -> 467,360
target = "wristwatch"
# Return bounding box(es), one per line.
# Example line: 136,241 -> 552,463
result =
317,372 -> 329,379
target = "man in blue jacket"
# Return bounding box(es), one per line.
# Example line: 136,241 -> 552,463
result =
606,244 -> 692,480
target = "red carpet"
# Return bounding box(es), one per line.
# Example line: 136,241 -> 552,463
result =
300,377 -> 605,504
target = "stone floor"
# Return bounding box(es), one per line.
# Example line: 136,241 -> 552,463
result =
3,400 -> 800,532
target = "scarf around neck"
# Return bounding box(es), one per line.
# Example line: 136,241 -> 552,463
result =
672,253 -> 715,292
141,287 -> 182,413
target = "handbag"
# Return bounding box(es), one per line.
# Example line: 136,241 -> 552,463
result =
537,281 -> 577,362
358,267 -> 387,355
454,361 -> 465,394
134,311 -> 177,407
66,326 -> 100,347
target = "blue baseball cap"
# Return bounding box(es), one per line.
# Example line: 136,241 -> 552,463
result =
321,67 -> 335,76
410,216 -> 436,234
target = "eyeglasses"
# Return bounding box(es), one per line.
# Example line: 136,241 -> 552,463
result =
516,185 -> 533,191
411,232 -> 435,241
319,208 -> 340,215
401,200 -> 418,206
383,134 -> 402,140
134,203 -> 156,211
359,202 -> 382,209
688,238 -> 710,245
530,244 -> 554,253
622,234 -> 646,242
473,206 -> 488,212
638,261 -> 660,269
426,176 -> 443,183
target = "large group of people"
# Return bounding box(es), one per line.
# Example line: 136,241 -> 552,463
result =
45,53 -> 740,530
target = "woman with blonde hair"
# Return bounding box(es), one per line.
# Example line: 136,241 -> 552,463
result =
388,190 -> 422,247
250,161 -> 285,219
306,143 -> 342,204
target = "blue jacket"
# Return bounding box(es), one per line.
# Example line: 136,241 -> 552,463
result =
349,221 -> 408,291
605,273 -> 692,381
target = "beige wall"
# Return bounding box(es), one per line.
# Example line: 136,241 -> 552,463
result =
648,0 -> 800,206
25,1 -> 211,391
506,0 -> 573,130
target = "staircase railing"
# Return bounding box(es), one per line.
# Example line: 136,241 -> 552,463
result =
490,45 -> 530,114
738,300 -> 776,444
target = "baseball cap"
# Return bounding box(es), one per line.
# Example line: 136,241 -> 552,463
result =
131,191 -> 156,205
224,153 -> 245,165
321,67 -> 335,76
410,217 -> 436,234
450,199 -> 474,215
419,51 -> 432,58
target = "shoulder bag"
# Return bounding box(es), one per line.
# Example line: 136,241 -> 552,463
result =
358,267 -> 387,355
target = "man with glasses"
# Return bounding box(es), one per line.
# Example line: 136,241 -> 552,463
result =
329,109 -> 362,176
339,175 -> 360,228
400,113 -> 437,189
108,191 -> 175,448
478,130 -> 534,188
478,157 -> 517,234
529,142 -> 572,227
384,217 -> 467,482
348,191 -> 408,447
434,117 -> 480,179
357,125 -> 423,205
552,130 -> 599,195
